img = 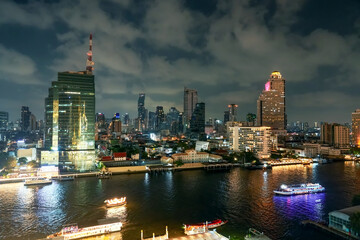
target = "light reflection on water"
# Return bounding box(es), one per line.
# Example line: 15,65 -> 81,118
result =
0,162 -> 359,240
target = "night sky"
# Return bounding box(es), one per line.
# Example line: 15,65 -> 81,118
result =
1,0 -> 359,124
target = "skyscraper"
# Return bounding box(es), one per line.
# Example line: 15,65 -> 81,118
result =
257,71 -> 286,130
190,102 -> 206,140
0,111 -> 9,130
184,87 -> 198,124
352,109 -> 360,147
43,34 -> 95,172
21,106 -> 31,132
223,111 -> 230,124
138,93 -> 146,130
155,106 -> 165,131
228,104 -> 238,122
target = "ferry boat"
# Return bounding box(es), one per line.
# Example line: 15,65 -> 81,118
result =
104,197 -> 126,208
184,219 -> 227,235
47,218 -> 122,239
24,177 -> 52,186
274,183 -> 325,196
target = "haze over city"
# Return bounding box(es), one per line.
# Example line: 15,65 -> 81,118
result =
1,0 -> 360,123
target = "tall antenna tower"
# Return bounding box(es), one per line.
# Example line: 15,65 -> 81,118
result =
86,33 -> 94,73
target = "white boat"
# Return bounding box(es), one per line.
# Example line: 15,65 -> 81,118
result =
47,218 -> 122,239
24,177 -> 52,186
104,197 -> 126,208
274,183 -> 325,196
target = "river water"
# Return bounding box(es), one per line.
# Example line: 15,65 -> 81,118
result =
1,162 -> 359,240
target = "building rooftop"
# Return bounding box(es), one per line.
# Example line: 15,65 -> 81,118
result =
330,205 -> 360,217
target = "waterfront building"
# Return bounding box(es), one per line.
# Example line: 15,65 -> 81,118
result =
228,104 -> 238,122
21,106 -> 31,132
352,109 -> 360,147
171,149 -> 222,163
184,87 -> 198,126
257,71 -> 286,130
0,111 -> 8,130
43,70 -> 96,172
230,126 -> 271,159
190,102 -> 206,140
329,205 -> 360,237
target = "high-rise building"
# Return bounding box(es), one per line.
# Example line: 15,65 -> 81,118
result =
190,102 -> 206,140
230,126 -> 271,159
123,113 -> 130,125
148,111 -> 156,131
96,113 -> 106,128
224,111 -> 230,124
184,87 -> 198,125
167,107 -> 180,134
228,104 -> 238,122
352,109 -> 360,147
155,106 -> 165,131
246,113 -> 256,126
320,122 -> 333,144
21,106 -> 31,132
257,71 -> 286,130
138,93 -> 146,130
30,114 -> 37,132
109,113 -> 122,135
321,122 -> 350,148
0,111 -> 8,130
43,70 -> 96,172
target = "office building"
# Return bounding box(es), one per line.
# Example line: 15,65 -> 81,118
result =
155,106 -> 165,131
43,71 -> 95,172
0,111 -> 8,130
148,111 -> 156,131
228,104 -> 238,122
184,87 -> 198,125
21,106 -> 31,132
352,109 -> 360,147
30,114 -> 37,132
138,93 -> 146,130
321,123 -> 350,148
190,102 -> 206,140
230,126 -> 271,159
257,71 -> 286,130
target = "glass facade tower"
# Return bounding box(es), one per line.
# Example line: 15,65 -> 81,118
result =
44,71 -> 95,172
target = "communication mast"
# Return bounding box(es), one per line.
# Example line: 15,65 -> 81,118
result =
86,33 -> 94,73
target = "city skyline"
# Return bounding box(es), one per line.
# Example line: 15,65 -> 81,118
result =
1,0 -> 360,123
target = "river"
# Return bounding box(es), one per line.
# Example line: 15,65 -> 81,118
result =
0,161 -> 359,240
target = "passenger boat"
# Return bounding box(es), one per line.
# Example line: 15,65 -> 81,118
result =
47,218 -> 122,239
104,197 -> 126,208
24,177 -> 52,186
274,183 -> 325,196
184,219 -> 227,235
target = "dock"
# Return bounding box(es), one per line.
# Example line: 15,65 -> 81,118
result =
203,163 -> 236,171
301,220 -> 358,240
141,227 -> 229,240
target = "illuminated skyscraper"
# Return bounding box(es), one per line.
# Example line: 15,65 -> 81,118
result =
155,106 -> 165,131
21,106 -> 31,132
257,71 -> 286,130
184,87 -> 198,125
44,71 -> 95,172
138,93 -> 147,130
352,109 -> 360,147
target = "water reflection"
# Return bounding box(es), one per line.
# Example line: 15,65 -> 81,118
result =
273,193 -> 325,221
106,205 -> 128,223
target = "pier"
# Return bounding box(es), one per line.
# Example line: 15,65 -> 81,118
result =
203,163 -> 236,171
141,227 -> 229,240
301,220 -> 358,240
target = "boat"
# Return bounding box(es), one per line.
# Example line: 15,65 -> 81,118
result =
104,197 -> 126,208
245,228 -> 272,240
184,219 -> 227,235
24,177 -> 52,186
47,218 -> 122,239
55,176 -> 75,181
274,183 -> 325,196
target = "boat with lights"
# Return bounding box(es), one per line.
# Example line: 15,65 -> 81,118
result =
24,177 -> 52,186
104,197 -> 126,208
47,218 -> 122,239
184,219 -> 227,235
274,183 -> 325,196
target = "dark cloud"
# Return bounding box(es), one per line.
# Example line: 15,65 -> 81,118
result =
0,0 -> 359,124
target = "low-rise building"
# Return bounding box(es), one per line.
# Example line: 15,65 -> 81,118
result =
172,149 -> 222,163
329,205 -> 360,237
113,152 -> 126,161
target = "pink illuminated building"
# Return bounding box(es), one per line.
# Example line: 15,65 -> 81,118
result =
257,71 -> 287,130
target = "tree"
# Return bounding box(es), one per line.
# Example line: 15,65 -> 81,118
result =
350,212 -> 360,235
141,151 -> 148,160
5,157 -> 17,169
352,195 -> 360,206
174,159 -> 184,167
18,157 -> 28,165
